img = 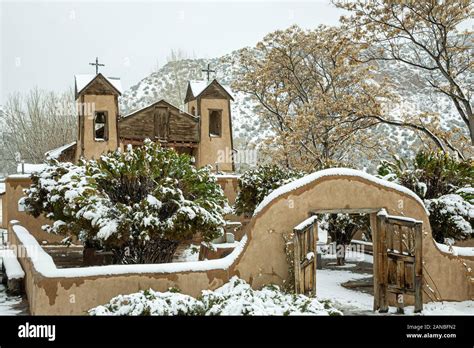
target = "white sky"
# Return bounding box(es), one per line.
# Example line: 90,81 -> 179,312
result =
0,0 -> 344,103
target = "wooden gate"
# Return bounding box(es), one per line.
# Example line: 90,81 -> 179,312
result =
293,216 -> 317,295
375,213 -> 423,313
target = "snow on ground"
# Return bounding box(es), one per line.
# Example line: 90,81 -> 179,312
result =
0,284 -> 25,315
317,252 -> 474,315
321,250 -> 374,264
407,301 -> 474,315
317,269 -> 374,314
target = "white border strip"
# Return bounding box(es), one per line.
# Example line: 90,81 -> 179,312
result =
12,224 -> 247,278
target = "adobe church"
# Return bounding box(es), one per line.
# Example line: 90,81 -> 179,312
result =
54,70 -> 235,172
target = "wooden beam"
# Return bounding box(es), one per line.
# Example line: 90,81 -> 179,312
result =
312,222 -> 317,296
414,223 -> 423,313
378,214 -> 389,313
371,213 -> 379,311
293,232 -> 301,294
310,208 -> 380,215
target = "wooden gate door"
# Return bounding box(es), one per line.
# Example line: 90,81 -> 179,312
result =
293,217 -> 317,296
375,213 -> 423,313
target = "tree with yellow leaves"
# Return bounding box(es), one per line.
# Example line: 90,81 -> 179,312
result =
334,0 -> 473,148
231,25 -> 392,171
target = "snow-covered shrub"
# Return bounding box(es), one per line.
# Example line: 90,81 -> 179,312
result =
200,277 -> 340,315
89,277 -> 342,316
425,192 -> 473,243
234,164 -> 304,216
378,151 -> 474,242
89,289 -> 204,316
319,214 -> 370,265
23,139 -> 230,263
378,151 -> 473,200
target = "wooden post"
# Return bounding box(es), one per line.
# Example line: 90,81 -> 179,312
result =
414,223 -> 423,313
312,222 -> 318,296
378,215 -> 389,313
293,230 -> 301,294
371,213 -> 379,311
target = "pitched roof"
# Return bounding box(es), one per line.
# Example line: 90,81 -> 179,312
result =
186,79 -> 234,102
74,74 -> 123,97
121,99 -> 198,121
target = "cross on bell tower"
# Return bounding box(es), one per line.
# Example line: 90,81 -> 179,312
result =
89,57 -> 105,75
202,63 -> 215,81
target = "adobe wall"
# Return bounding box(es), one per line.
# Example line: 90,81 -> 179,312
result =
232,174 -> 474,302
4,176 -> 63,244
7,170 -> 473,315
9,222 -> 232,315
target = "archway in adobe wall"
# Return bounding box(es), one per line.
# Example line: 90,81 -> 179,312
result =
230,169 -> 474,303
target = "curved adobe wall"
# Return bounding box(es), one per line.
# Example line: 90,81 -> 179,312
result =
231,170 -> 473,302
9,169 -> 473,314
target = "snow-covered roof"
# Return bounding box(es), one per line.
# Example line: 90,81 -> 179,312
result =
75,74 -> 123,95
0,182 -> 5,195
16,163 -> 46,175
188,80 -> 233,100
45,141 -> 76,160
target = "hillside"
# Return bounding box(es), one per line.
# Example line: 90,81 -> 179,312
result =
119,50 -> 467,169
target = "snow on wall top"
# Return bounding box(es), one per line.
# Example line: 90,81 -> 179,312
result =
16,163 -> 46,175
0,183 -> 5,195
45,141 -> 76,160
0,249 -> 25,280
12,224 -> 248,278
435,242 -> 474,257
75,74 -> 123,95
294,215 -> 318,231
253,168 -> 428,216
189,80 -> 233,99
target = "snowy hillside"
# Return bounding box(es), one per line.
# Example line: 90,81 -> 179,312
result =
119,53 -> 270,147
119,50 -> 467,165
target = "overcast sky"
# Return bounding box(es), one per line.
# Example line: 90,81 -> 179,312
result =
0,0 -> 344,104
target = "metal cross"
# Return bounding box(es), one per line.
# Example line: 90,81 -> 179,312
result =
89,57 -> 105,75
202,63 -> 215,81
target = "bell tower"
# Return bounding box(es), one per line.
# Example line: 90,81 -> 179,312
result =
74,73 -> 122,161
184,79 -> 235,172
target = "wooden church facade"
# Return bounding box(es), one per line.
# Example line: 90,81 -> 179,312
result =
55,73 -> 235,172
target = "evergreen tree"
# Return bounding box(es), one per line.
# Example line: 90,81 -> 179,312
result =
23,139 -> 230,264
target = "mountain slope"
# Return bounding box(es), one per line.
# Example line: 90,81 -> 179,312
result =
119,51 -> 468,167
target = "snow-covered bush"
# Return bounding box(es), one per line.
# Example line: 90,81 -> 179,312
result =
319,214 -> 370,265
425,192 -> 473,243
89,276 -> 342,316
378,151 -> 474,242
378,151 -> 473,200
89,289 -> 204,316
23,139 -> 230,263
234,164 -> 304,216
